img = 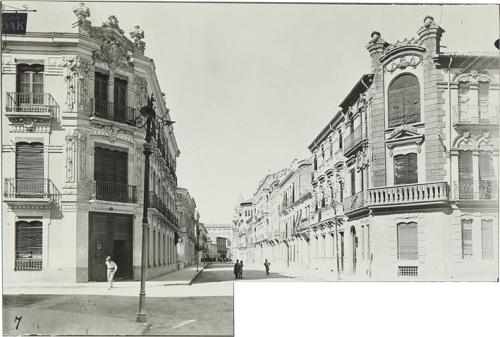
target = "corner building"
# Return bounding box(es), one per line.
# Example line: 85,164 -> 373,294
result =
342,16 -> 498,280
2,5 -> 183,283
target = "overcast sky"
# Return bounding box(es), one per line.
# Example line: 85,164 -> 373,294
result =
8,1 -> 498,224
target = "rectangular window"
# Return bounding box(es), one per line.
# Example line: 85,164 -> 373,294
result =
478,82 -> 489,121
479,152 -> 496,200
350,169 -> 356,196
15,221 -> 43,271
461,219 -> 473,258
338,131 -> 343,150
17,64 -> 44,104
114,78 -> 128,122
459,151 -> 474,199
481,219 -> 494,260
394,153 -> 418,185
397,222 -> 418,260
16,142 -> 44,197
94,72 -> 109,116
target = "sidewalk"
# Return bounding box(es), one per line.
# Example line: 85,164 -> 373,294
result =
151,263 -> 208,285
3,263 -> 209,292
244,263 -> 367,282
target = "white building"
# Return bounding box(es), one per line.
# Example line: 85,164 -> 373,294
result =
2,5 -> 184,283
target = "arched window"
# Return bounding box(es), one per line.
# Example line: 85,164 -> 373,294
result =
394,153 -> 417,185
388,73 -> 420,127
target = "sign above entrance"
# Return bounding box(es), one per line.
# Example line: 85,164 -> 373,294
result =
2,13 -> 28,35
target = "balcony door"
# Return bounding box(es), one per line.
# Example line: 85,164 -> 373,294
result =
114,78 -> 128,123
394,153 -> 417,185
94,147 -> 128,202
16,64 -> 44,105
94,73 -> 109,117
15,142 -> 44,197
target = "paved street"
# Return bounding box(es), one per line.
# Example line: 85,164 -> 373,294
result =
3,263 -> 233,336
2,262 -> 310,336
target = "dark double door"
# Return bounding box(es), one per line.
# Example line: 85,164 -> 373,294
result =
89,212 -> 133,281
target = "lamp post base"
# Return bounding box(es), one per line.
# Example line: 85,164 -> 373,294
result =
136,312 -> 148,322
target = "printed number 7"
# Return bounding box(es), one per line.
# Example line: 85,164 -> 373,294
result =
15,316 -> 22,330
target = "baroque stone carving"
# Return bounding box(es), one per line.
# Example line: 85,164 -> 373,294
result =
65,130 -> 88,184
130,25 -> 145,50
102,15 -> 124,34
135,76 -> 148,108
385,55 -> 422,73
73,2 -> 91,27
92,36 -> 134,71
63,56 -> 91,111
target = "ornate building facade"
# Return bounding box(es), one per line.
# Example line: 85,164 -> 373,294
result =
233,16 -> 498,280
2,5 -> 186,283
175,187 -> 198,267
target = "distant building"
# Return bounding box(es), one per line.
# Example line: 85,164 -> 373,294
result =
216,237 -> 228,260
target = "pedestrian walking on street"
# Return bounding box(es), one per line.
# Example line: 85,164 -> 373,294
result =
264,259 -> 271,276
234,259 -> 240,279
105,256 -> 118,289
238,260 -> 244,279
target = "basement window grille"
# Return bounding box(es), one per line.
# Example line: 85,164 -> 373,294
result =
398,266 -> 418,277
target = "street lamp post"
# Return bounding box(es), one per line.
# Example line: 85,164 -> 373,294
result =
136,94 -> 174,323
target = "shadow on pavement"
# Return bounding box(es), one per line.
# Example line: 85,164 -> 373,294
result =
193,262 -> 295,283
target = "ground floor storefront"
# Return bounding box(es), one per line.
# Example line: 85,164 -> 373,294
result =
3,205 -> 183,284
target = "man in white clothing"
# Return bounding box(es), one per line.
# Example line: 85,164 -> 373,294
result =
105,256 -> 118,289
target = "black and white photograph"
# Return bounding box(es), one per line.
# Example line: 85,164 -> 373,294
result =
1,1 -> 499,336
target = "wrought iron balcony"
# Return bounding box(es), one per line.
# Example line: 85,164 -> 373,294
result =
91,99 -> 138,125
453,105 -> 499,126
343,124 -> 366,155
367,182 -> 449,208
5,92 -> 59,119
453,180 -> 498,200
4,178 -> 61,207
93,180 -> 137,203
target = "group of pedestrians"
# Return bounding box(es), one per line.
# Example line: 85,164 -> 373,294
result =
234,259 -> 244,279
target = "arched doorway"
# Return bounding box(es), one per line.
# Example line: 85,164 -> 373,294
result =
350,226 -> 357,274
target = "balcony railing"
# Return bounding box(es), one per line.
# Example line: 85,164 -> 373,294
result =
343,190 -> 366,213
453,105 -> 500,125
5,92 -> 59,117
15,258 -> 42,271
148,191 -> 178,226
94,180 -> 137,203
367,182 -> 449,207
92,99 -> 138,125
343,124 -> 365,154
4,178 -> 61,206
453,180 -> 498,200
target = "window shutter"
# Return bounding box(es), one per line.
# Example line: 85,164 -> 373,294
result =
461,219 -> 473,258
478,82 -> 489,119
350,169 -> 356,195
481,219 -> 494,260
16,142 -> 44,179
397,222 -> 418,260
115,151 -> 128,185
479,152 -> 495,199
114,78 -> 127,122
479,152 -> 495,181
94,148 -> 105,181
103,149 -> 115,183
16,221 -> 43,258
388,74 -> 420,127
394,153 -> 417,185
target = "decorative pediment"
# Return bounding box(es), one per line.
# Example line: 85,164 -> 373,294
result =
386,125 -> 425,156
90,20 -> 134,71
